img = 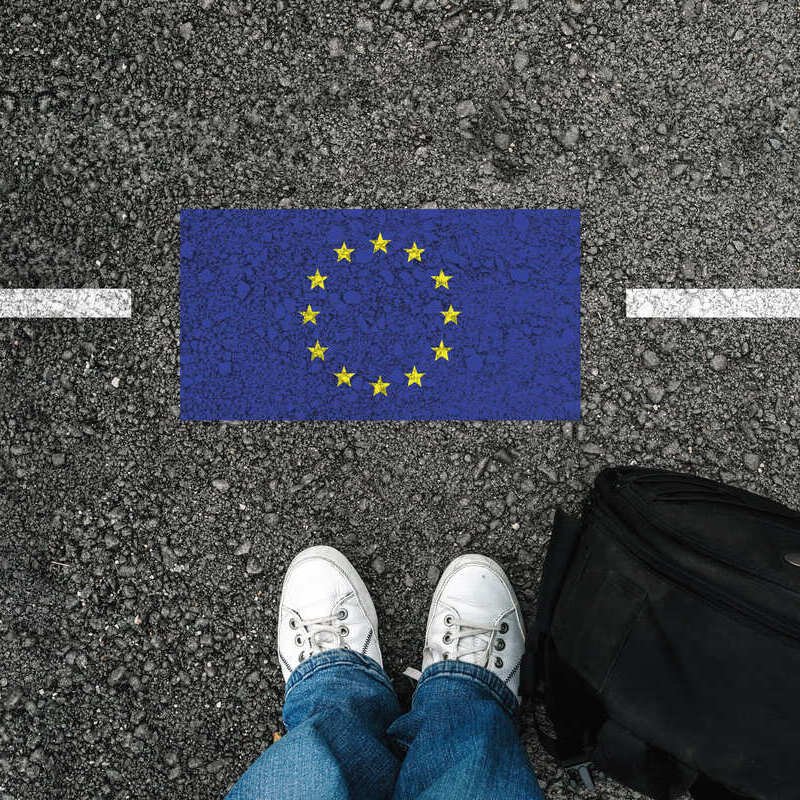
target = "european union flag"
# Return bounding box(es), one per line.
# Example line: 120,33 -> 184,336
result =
180,209 -> 580,421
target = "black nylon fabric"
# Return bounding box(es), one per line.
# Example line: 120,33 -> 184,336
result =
529,467 -> 800,800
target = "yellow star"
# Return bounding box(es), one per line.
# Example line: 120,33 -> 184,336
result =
299,304 -> 320,325
334,366 -> 355,387
441,304 -> 461,325
307,340 -> 328,361
404,242 -> 424,262
432,340 -> 452,361
431,269 -> 452,289
308,269 -> 328,289
370,232 -> 390,253
404,366 -> 425,387
334,242 -> 354,262
369,376 -> 390,396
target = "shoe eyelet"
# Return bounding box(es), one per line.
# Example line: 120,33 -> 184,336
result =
298,653 -> 305,662
442,652 -> 449,660
342,644 -> 351,650
495,657 -> 504,668
294,635 -> 303,647
288,617 -> 298,630
495,638 -> 505,651
499,622 -> 509,634
442,632 -> 452,644
339,625 -> 349,637
337,609 -> 348,620
444,614 -> 454,626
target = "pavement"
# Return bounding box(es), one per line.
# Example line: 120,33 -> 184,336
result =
0,1 -> 798,798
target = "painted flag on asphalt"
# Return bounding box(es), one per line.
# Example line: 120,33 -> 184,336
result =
179,209 -> 580,421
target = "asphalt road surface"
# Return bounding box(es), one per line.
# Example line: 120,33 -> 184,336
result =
1,1 -> 798,798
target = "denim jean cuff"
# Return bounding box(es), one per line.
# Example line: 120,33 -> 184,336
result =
416,659 -> 519,717
284,648 -> 393,697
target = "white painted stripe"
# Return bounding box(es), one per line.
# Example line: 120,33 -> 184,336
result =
0,289 -> 131,318
626,289 -> 800,319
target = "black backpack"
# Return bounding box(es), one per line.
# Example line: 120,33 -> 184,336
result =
526,467 -> 800,800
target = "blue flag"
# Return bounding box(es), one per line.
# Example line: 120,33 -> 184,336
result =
180,209 -> 580,421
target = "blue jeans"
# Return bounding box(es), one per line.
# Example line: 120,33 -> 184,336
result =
226,650 -> 543,800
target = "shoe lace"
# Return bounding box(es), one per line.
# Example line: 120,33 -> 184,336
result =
447,618 -> 502,667
402,618 -> 505,684
294,613 -> 346,660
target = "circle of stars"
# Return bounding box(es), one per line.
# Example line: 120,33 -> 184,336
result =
302,233 -> 461,397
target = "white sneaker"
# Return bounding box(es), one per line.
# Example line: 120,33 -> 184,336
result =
422,554 -> 526,700
277,545 -> 381,682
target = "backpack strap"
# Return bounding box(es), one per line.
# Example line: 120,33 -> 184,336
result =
525,509 -> 594,771
522,508 -> 583,703
534,508 -> 584,641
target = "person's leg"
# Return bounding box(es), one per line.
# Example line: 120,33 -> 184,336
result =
389,555 -> 544,800
226,546 -> 403,800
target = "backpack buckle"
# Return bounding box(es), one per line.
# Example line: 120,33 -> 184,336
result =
563,758 -> 596,792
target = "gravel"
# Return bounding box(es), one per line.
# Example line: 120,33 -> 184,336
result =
372,555 -> 387,575
1,1 -> 798,799
710,354 -> 728,372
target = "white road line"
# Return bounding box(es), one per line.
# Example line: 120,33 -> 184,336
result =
0,289 -> 131,318
627,288 -> 800,319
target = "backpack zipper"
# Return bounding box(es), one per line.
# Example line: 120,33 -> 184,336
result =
617,470 -> 800,524
614,479 -> 800,596
592,506 -> 800,643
